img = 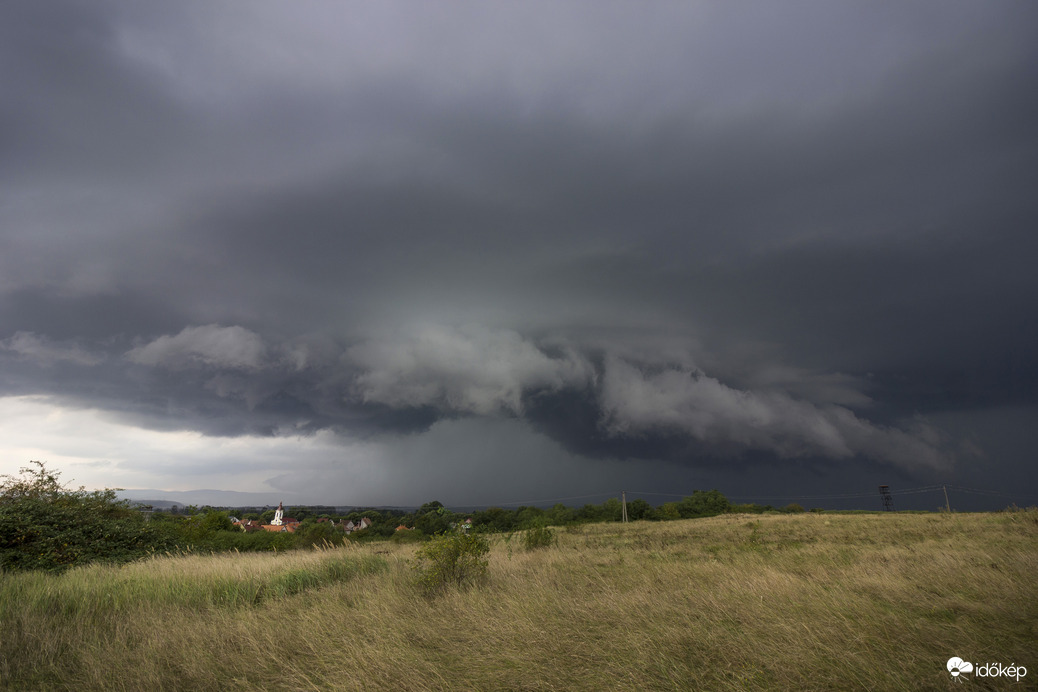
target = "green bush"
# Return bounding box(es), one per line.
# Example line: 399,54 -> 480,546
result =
412,531 -> 489,594
174,510 -> 236,543
295,519 -> 344,548
521,522 -> 556,550
391,529 -> 427,544
0,462 -> 175,572
199,529 -> 297,553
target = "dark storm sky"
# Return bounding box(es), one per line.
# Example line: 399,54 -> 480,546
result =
1,1 -> 1036,509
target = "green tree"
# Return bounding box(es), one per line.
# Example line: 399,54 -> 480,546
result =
677,490 -> 730,518
201,510 -> 234,533
473,507 -> 517,533
658,502 -> 681,520
603,497 -> 623,522
415,508 -> 452,536
627,498 -> 653,521
575,503 -> 606,522
548,503 -> 575,525
418,500 -> 444,515
516,506 -> 545,528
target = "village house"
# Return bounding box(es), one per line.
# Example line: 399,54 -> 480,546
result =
233,510 -> 375,535
260,516 -> 300,533
448,518 -> 474,534
342,517 -> 373,534
252,502 -> 301,532
231,518 -> 263,533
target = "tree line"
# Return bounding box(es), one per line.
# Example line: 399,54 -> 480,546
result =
1,462 -> 806,573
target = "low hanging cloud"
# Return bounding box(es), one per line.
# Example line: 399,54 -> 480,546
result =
127,324 -> 268,370
346,324 -> 594,416
599,356 -> 945,469
114,322 -> 949,470
338,324 -> 947,470
0,332 -> 105,367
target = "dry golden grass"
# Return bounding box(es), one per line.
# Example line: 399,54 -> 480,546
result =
2,511 -> 1035,690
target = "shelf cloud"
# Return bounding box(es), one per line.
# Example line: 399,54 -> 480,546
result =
1,0 -> 1035,506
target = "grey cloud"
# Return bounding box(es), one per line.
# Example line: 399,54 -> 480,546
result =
0,332 -> 105,367
347,325 -> 594,416
734,366 -> 874,410
127,325 -> 268,370
2,316 -> 950,473
599,356 -> 946,470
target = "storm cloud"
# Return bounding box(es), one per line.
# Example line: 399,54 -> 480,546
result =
1,1 -> 1035,507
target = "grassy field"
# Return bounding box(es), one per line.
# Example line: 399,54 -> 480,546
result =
2,510 -> 1035,691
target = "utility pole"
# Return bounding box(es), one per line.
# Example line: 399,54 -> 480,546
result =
943,485 -> 951,513
879,485 -> 893,511
621,490 -> 628,523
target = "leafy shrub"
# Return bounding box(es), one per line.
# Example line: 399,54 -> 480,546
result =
390,529 -> 427,544
412,531 -> 489,594
295,518 -> 344,548
521,522 -> 556,550
199,529 -> 297,553
658,502 -> 681,520
173,510 -> 236,544
0,462 -> 175,572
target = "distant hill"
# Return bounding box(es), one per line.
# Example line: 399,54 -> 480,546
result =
116,488 -> 291,508
116,488 -> 497,513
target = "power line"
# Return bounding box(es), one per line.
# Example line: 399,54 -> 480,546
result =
456,483 -> 1035,510
946,484 -> 1038,504
947,484 -> 1016,498
626,485 -> 948,502
486,491 -> 619,507
714,485 -> 946,502
630,484 -> 1035,505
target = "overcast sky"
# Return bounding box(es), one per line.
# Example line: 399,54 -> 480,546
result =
2,1 -> 1036,510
